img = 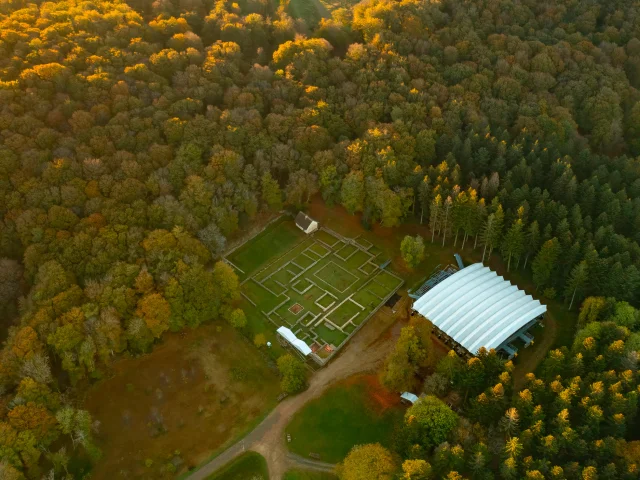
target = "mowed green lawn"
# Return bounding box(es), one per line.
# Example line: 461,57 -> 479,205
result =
284,469 -> 338,480
206,452 -> 268,480
286,377 -> 405,463
234,216 -> 402,350
227,216 -> 305,279
315,261 -> 358,292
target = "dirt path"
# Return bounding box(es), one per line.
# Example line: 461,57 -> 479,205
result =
186,297 -> 410,480
512,310 -> 558,392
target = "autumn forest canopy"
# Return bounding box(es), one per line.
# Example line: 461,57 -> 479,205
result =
1,0 -> 640,477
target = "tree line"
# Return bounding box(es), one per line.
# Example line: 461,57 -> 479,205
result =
349,297 -> 640,479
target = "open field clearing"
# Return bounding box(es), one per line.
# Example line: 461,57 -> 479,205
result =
286,375 -> 405,463
84,323 -> 281,479
205,452 -> 268,480
227,217 -> 403,362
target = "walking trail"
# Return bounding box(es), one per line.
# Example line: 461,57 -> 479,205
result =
186,297 -> 410,480
512,308 -> 558,392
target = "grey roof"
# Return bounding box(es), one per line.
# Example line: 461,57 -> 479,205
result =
295,212 -> 314,229
412,263 -> 546,354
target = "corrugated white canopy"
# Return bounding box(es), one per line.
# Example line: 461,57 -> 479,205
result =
401,392 -> 419,404
277,326 -> 312,356
412,263 -> 546,354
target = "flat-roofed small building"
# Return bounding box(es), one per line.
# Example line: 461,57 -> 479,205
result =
412,263 -> 546,357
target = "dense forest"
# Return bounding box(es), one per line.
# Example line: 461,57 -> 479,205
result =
374,297 -> 640,479
1,0 -> 640,477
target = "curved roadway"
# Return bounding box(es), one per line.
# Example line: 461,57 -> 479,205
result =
186,299 -> 408,479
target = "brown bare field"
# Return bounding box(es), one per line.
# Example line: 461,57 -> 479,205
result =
83,322 -> 281,479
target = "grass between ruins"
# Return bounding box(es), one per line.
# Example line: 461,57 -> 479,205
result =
84,323 -> 280,479
226,216 -> 403,360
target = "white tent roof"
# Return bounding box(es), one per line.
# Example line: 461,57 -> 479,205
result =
401,392 -> 419,404
412,263 -> 546,354
277,326 -> 312,356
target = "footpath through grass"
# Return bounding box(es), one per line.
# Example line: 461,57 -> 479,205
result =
286,376 -> 405,463
205,451 -> 268,480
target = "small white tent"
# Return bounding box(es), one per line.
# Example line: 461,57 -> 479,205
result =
277,326 -> 312,356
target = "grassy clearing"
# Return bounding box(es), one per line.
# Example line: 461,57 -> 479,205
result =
352,289 -> 381,310
228,217 -> 305,279
336,243 -> 358,259
328,300 -> 362,327
316,293 -> 336,309
375,270 -> 404,290
315,229 -> 341,246
84,323 -> 281,479
286,376 -> 405,463
244,280 -> 281,310
273,268 -> 296,285
346,249 -> 372,270
263,278 -> 286,295
289,262 -> 303,275
242,300 -> 287,357
205,452 -> 268,480
303,285 -> 326,303
315,261 -> 358,292
293,277 -> 313,292
284,469 -> 338,480
550,305 -> 579,349
294,253 -> 316,269
237,217 -> 402,353
367,281 -> 390,298
254,238 -> 315,283
360,262 -> 377,275
309,243 -> 330,257
354,236 -> 372,249
350,311 -> 366,326
276,302 -> 301,325
315,323 -> 348,347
